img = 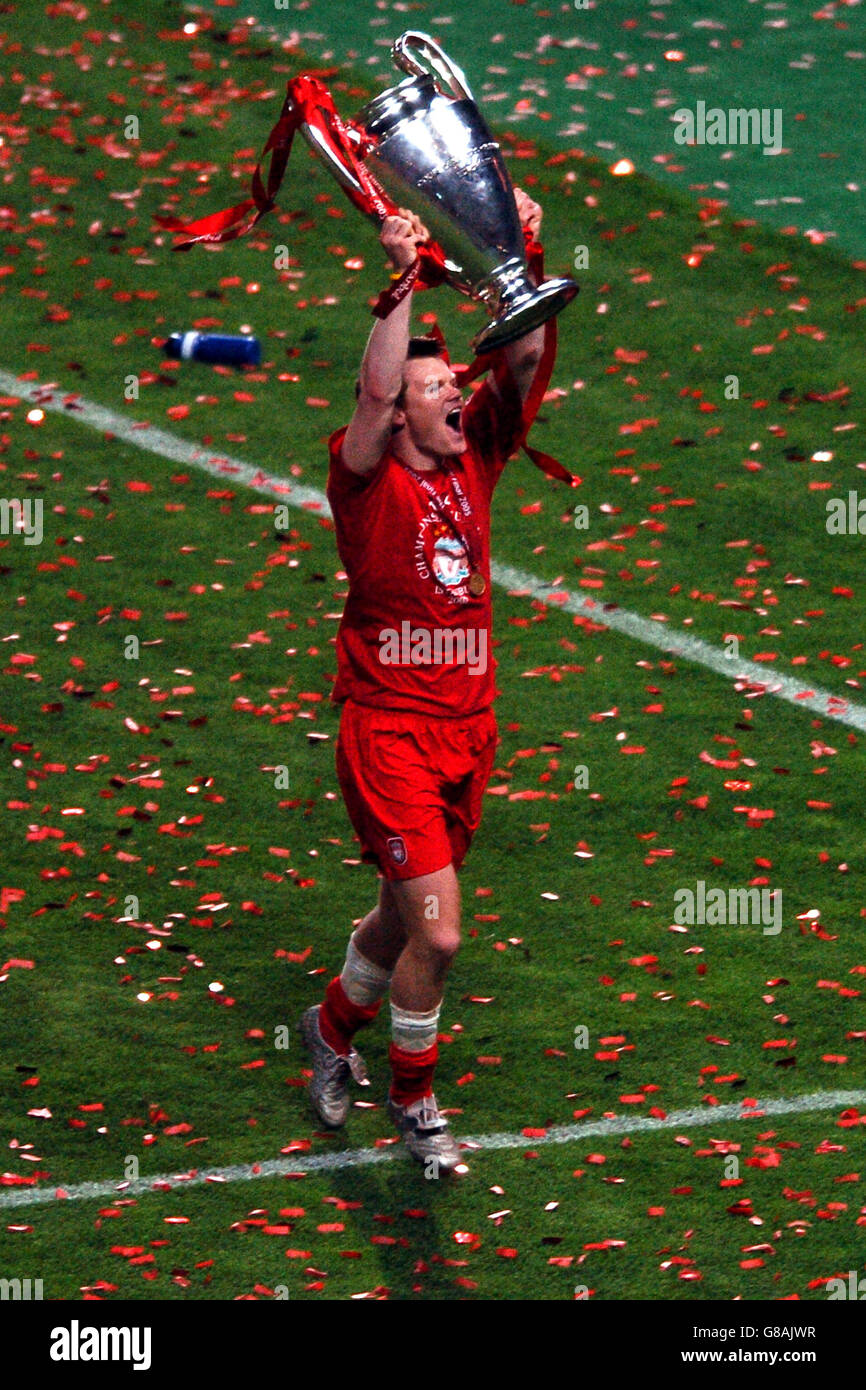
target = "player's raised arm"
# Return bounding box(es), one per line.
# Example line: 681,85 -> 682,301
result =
497,187 -> 546,404
341,214 -> 421,475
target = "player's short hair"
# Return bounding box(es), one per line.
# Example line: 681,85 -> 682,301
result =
354,336 -> 447,409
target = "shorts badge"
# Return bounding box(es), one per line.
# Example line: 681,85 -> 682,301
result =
386,836 -> 408,866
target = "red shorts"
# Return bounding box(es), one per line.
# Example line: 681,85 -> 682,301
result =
335,701 -> 498,881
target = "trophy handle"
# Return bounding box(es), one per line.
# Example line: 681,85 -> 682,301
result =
391,31 -> 475,104
297,117 -> 384,219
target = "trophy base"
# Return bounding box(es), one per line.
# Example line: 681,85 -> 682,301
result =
471,277 -> 578,356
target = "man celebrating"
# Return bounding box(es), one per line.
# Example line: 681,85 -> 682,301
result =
300,189 -> 558,1171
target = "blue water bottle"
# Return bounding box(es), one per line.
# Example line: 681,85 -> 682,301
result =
164,331 -> 261,366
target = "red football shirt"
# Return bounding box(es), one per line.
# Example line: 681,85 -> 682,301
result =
327,355 -> 544,717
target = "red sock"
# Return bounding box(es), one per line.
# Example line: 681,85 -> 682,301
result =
389,1041 -> 438,1107
318,976 -> 381,1056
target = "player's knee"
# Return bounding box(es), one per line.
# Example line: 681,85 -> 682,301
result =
423,925 -> 461,968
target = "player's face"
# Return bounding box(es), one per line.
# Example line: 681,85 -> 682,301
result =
395,357 -> 465,458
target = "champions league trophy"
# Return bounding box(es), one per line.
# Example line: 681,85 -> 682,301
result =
293,31 -> 578,353
157,32 -> 578,357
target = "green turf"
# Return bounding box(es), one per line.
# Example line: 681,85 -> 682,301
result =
5,1112 -> 864,1302
239,0 -> 866,261
0,0 -> 864,1302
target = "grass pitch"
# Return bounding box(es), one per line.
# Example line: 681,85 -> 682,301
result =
0,0 -> 864,1301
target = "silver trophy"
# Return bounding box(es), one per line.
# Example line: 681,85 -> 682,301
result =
296,31 -> 578,354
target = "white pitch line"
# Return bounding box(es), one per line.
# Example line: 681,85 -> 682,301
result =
1,1089 -> 863,1211
2,368 -> 865,732
492,561 -> 866,732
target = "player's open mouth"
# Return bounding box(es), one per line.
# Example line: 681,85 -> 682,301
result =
445,405 -> 463,432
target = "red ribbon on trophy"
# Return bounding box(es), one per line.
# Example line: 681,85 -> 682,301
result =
155,75 -> 450,285
154,74 -> 577,486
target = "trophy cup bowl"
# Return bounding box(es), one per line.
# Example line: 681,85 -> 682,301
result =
297,31 -> 578,354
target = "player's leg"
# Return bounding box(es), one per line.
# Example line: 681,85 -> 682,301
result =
300,701 -> 412,1127
384,863 -> 465,1172
352,879 -> 409,974
300,881 -> 407,1129
318,879 -> 407,1055
389,864 -> 460,1010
